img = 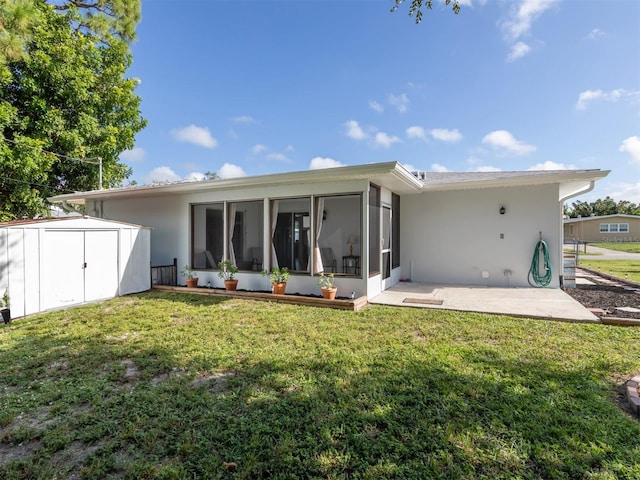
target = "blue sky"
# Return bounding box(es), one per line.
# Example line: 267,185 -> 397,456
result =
120,0 -> 640,203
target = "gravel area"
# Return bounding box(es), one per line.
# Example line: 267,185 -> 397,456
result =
565,277 -> 640,320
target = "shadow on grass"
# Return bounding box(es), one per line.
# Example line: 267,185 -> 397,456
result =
0,295 -> 639,479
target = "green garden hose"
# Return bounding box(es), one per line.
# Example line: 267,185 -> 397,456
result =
528,239 -> 552,287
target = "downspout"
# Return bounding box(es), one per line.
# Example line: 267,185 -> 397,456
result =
558,180 -> 596,287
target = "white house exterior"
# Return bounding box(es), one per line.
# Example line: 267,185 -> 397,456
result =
0,217 -> 151,318
50,162 -> 608,299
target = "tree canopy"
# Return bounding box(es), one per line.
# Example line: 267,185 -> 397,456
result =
564,197 -> 640,218
0,0 -> 145,221
391,0 -> 460,24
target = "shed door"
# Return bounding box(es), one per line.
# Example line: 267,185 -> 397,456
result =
42,230 -> 119,310
85,230 -> 119,302
43,231 -> 85,309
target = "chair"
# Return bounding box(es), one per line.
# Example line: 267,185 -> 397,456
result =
319,248 -> 337,273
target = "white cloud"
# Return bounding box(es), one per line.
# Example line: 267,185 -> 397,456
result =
527,160 -> 576,170
186,172 -> 205,181
171,124 -> 218,148
309,157 -> 345,170
406,126 -> 427,141
266,153 -> 289,162
374,132 -> 401,148
473,165 -> 502,172
144,166 -> 181,184
401,163 -> 417,172
344,120 -> 367,140
285,145 -> 295,152
501,0 -> 558,41
119,147 -> 145,162
576,88 -> 640,110
619,135 -> 640,165
431,163 -> 450,172
482,130 -> 536,155
507,41 -> 532,61
252,144 -> 268,154
388,93 -> 409,113
430,128 -> 463,142
607,182 -> 640,203
231,115 -> 257,124
218,163 -> 247,179
586,28 -> 605,40
369,100 -> 384,113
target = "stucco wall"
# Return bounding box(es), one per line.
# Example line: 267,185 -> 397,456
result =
401,184 -> 561,287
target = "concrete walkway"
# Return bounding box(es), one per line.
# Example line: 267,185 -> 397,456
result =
369,282 -> 599,323
568,244 -> 640,261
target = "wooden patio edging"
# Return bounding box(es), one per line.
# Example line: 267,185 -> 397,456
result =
152,285 -> 368,311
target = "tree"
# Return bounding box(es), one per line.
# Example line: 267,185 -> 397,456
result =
0,0 -> 145,221
565,197 -> 640,218
391,0 -> 460,24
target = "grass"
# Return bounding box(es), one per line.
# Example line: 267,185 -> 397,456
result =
1,292 -> 639,479
578,259 -> 640,283
591,242 -> 640,254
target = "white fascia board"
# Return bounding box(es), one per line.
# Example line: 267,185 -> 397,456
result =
422,170 -> 610,194
49,162 -> 422,203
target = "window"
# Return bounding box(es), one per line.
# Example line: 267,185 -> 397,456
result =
316,194 -> 362,276
192,203 -> 224,269
229,201 -> 263,271
369,185 -> 380,276
600,223 -> 629,233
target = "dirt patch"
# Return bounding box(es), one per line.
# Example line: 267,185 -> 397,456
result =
120,359 -> 141,382
191,371 -> 235,393
565,283 -> 640,319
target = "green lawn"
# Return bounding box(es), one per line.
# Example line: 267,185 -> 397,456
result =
578,259 -> 640,283
1,292 -> 639,479
592,242 -> 640,254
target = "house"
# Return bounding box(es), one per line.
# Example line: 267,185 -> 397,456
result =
564,214 -> 640,243
0,217 -> 150,319
50,162 -> 608,298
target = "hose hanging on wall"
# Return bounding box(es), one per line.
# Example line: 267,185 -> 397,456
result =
528,233 -> 552,287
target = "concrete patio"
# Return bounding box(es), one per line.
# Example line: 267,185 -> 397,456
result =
369,282 -> 599,323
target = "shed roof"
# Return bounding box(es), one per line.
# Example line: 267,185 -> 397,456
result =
0,216 -> 149,229
563,214 -> 640,224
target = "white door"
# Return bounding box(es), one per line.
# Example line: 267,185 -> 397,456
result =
381,206 -> 393,290
85,230 -> 119,301
42,230 -> 119,310
43,231 -> 85,309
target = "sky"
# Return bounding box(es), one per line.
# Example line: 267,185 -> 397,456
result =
120,0 -> 640,203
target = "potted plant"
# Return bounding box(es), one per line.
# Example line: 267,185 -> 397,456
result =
318,272 -> 337,300
217,260 -> 239,291
1,288 -> 10,324
262,267 -> 289,295
181,265 -> 199,288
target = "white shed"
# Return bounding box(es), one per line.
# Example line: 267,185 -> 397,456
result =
0,216 -> 151,319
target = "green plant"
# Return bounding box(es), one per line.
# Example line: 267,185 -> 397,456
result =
262,267 -> 289,283
217,260 -> 238,281
180,265 -> 196,279
317,272 -> 336,289
1,288 -> 8,309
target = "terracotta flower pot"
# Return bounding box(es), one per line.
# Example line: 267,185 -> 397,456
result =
321,287 -> 337,300
186,278 -> 198,288
272,282 -> 287,295
224,279 -> 238,291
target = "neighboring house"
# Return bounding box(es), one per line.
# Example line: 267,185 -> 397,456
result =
564,214 -> 640,243
50,162 -> 608,298
0,217 -> 150,319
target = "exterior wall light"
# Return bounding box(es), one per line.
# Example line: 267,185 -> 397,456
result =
500,206 -> 506,215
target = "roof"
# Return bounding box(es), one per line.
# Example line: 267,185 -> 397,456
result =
48,162 -> 609,204
0,216 -> 149,229
564,214 -> 640,224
